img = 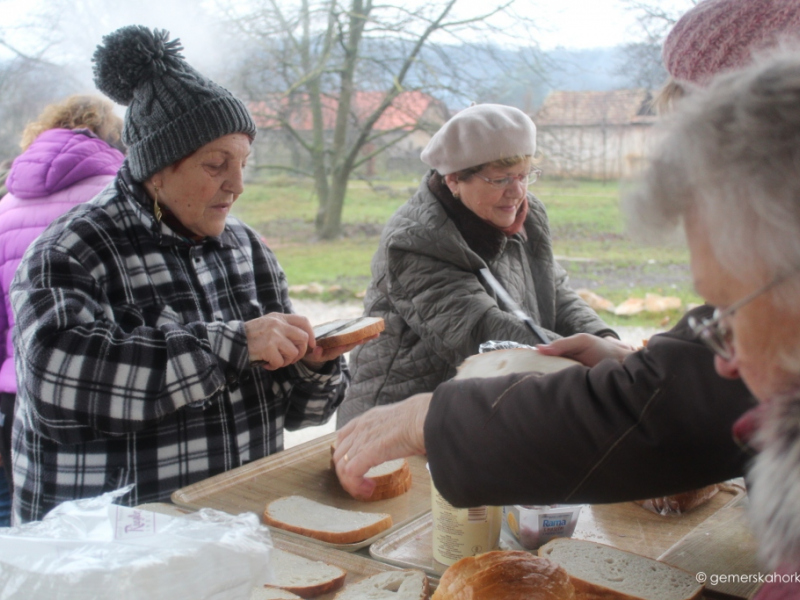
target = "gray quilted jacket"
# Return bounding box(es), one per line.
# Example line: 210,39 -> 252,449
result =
337,171 -> 616,427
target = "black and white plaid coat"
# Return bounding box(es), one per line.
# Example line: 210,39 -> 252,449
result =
10,165 -> 348,523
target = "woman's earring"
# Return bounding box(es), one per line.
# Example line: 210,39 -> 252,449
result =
153,186 -> 163,223
452,190 -> 460,199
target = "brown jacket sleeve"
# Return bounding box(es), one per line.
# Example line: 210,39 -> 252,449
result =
425,305 -> 757,508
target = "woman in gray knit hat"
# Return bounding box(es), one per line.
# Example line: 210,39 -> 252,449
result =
8,26 -> 363,523
337,103 -> 620,427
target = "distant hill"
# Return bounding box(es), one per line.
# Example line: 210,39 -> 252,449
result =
400,43 -> 658,114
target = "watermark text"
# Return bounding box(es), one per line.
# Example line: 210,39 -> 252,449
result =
696,571 -> 800,586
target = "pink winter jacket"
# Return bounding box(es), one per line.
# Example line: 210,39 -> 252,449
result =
0,128 -> 124,393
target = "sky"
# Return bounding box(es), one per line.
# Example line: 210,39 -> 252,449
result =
1,0 -> 694,55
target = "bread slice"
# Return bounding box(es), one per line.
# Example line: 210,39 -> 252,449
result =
432,550 -> 574,600
330,442 -> 412,501
454,348 -> 579,381
364,457 -> 409,484
538,539 -> 703,600
264,496 -> 393,544
250,586 -> 304,599
333,570 -> 429,600
363,467 -> 412,502
314,317 -> 385,349
262,548 -> 347,598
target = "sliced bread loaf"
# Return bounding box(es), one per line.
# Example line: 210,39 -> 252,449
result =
454,348 -> 579,381
263,548 -> 347,598
432,550 -> 574,600
264,496 -> 393,544
333,570 -> 429,600
538,539 -> 703,600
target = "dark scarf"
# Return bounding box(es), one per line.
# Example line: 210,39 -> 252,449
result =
427,171 -> 528,261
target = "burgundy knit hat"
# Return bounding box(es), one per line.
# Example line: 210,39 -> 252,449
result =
663,0 -> 800,86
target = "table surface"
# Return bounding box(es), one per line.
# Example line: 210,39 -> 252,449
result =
367,483 -> 760,599
166,434 -> 763,600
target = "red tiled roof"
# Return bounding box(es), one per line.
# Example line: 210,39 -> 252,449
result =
249,90 -> 439,131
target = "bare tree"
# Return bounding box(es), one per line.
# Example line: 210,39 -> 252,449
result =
220,0 -> 542,240
616,0 -> 698,90
0,1 -> 76,158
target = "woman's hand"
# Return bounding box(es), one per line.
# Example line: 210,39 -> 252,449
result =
333,393 -> 432,500
537,333 -> 637,367
301,334 -> 380,370
245,313 -> 315,370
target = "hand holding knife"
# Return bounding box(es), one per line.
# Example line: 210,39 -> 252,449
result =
250,316 -> 366,368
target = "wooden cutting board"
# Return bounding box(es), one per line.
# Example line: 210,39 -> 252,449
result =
171,432 -> 431,552
660,493 -> 761,599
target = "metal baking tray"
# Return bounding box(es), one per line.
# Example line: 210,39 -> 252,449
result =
370,482 -> 747,580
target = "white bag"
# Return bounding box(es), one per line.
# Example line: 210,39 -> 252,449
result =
0,487 -> 274,600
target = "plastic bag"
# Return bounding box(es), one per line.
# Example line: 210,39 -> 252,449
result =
0,486 -> 274,600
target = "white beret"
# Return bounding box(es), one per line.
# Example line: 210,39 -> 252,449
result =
420,103 -> 537,175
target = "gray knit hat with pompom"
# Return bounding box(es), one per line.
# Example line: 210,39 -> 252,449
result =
92,25 -> 256,182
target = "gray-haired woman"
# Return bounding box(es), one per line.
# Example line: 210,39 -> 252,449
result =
626,50 -> 800,600
9,26 -> 364,524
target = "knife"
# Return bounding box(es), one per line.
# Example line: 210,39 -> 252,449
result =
313,316 -> 367,341
251,316 -> 366,367
479,268 -> 551,345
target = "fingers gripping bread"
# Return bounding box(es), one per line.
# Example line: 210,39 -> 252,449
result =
333,570 -> 429,600
432,550 -> 575,600
363,466 -> 412,501
263,496 -> 393,544
331,442 -> 412,501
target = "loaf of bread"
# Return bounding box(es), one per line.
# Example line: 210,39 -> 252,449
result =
432,550 -> 575,600
454,348 -> 579,381
635,484 -> 720,516
538,539 -> 704,600
333,570 -> 429,600
263,496 -> 393,544
262,548 -> 347,598
314,317 -> 385,349
331,442 -> 412,501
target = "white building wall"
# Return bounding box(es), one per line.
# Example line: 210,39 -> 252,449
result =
536,123 -> 662,180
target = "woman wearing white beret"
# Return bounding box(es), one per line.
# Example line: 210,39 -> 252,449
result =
337,103 -> 619,426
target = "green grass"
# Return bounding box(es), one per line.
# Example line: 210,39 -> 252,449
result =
233,176 -> 703,326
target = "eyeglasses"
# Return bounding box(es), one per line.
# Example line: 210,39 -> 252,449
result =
688,272 -> 794,361
474,168 -> 542,189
